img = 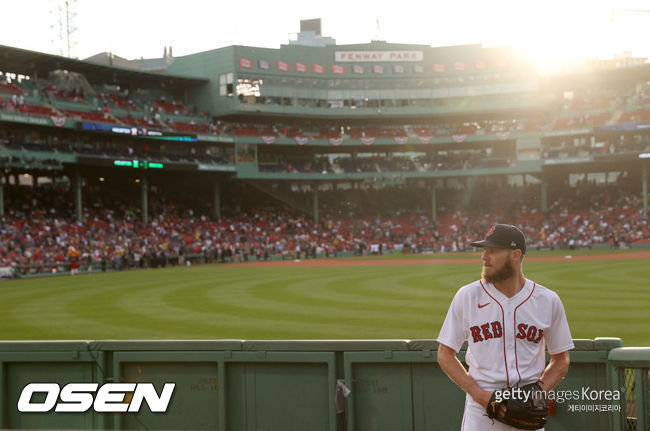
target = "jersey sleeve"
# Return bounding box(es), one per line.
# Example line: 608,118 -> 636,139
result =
545,293 -> 575,354
437,289 -> 467,352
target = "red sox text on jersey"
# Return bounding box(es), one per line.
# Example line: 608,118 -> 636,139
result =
469,321 -> 544,344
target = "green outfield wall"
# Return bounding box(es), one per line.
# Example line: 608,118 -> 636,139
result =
0,339 -> 646,430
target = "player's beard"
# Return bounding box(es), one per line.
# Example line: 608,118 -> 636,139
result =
483,258 -> 515,283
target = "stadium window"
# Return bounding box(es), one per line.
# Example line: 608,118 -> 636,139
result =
587,172 -> 607,184
219,73 -> 234,98
19,174 -> 33,186
607,172 -> 621,183
236,78 -> 262,97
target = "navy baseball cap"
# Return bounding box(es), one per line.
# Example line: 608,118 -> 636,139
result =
471,224 -> 526,254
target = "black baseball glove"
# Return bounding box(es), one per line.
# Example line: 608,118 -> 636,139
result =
486,381 -> 548,430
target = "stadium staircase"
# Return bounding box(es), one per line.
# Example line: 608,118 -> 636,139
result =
244,180 -> 314,216
331,162 -> 344,174
610,110 -> 623,124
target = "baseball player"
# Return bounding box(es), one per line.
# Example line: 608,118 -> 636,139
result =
437,224 -> 574,430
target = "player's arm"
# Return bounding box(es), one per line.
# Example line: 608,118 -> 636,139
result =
539,292 -> 573,392
538,350 -> 570,392
437,343 -> 493,408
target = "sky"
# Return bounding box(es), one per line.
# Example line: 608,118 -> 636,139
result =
1,0 -> 649,70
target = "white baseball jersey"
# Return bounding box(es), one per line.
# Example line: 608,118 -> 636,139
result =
437,278 -> 574,430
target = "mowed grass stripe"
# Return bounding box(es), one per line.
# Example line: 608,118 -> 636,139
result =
165,271 -> 435,331
250,271 -> 434,313
54,269 -> 426,337
0,270 -> 269,339
0,255 -> 648,344
525,259 -> 649,346
527,260 -> 649,285
22,279 -> 201,339
0,277 -> 160,338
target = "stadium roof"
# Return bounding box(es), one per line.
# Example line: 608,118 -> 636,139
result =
0,45 -> 208,88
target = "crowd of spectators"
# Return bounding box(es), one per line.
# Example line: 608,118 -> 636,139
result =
258,155 -> 333,174
0,130 -> 231,166
542,132 -> 650,159
3,70 -> 650,144
1,181 -> 647,277
3,85 -> 650,148
1,76 -> 220,133
257,151 -> 513,175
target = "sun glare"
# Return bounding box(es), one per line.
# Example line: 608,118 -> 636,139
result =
480,1 -> 648,75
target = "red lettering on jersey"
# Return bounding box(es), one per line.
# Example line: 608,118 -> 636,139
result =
526,325 -> 538,342
517,323 -> 528,339
534,329 -> 544,344
491,321 -> 503,338
470,326 -> 483,343
481,323 -> 493,339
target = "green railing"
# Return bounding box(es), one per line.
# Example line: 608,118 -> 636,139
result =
608,347 -> 650,431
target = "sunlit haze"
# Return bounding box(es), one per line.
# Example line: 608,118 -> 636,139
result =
2,0 -> 649,73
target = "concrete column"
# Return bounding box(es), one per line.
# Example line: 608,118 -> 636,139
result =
74,171 -> 83,221
313,187 -> 319,225
141,175 -> 149,224
431,185 -> 437,222
0,176 -> 4,218
213,181 -> 221,220
541,182 -> 548,212
642,165 -> 648,217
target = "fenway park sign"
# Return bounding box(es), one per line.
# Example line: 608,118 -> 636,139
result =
335,50 -> 423,62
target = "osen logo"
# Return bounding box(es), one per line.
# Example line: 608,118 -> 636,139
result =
18,383 -> 175,413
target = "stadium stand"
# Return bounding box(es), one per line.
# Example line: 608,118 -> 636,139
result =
0,42 -> 649,276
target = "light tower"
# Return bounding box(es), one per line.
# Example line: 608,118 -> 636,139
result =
49,0 -> 78,58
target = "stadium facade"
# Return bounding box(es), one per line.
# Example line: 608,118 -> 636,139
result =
0,38 -> 649,234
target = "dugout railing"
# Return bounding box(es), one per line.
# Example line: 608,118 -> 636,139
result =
0,338 -> 646,430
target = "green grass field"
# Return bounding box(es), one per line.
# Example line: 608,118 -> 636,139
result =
0,251 -> 648,346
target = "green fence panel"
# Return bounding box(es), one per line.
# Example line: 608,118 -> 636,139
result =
608,346 -> 650,431
111,351 -> 225,431
342,342 -> 466,431
543,338 -> 624,431
409,340 -> 466,431
0,341 -> 102,430
91,341 -> 338,431
343,354 -> 413,431
226,352 -> 335,431
238,340 -> 408,431
91,340 -> 242,431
